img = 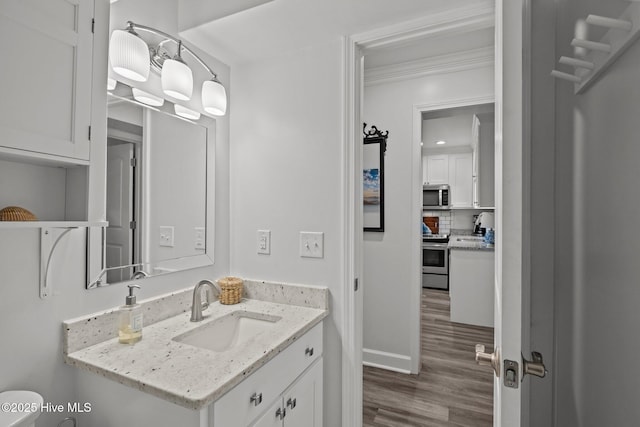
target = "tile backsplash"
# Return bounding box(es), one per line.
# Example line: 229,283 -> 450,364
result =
423,210 -> 479,234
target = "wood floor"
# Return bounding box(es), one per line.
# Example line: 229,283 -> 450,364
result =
363,289 -> 494,427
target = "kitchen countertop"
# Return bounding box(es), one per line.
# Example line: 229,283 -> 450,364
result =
448,234 -> 495,251
63,281 -> 328,410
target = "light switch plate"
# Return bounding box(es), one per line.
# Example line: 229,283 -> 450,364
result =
300,231 -> 324,258
257,230 -> 271,255
159,226 -> 174,247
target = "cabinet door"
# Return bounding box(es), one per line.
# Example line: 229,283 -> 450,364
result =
0,0 -> 93,162
448,153 -> 473,207
282,358 -> 323,427
252,399 -> 284,427
426,155 -> 448,185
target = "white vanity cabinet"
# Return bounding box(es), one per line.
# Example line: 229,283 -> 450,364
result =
252,359 -> 322,427
0,0 -> 98,164
212,322 -> 323,427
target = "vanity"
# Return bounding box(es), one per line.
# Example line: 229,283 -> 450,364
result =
64,280 -> 328,426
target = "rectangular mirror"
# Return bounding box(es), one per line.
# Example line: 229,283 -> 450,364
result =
87,88 -> 215,288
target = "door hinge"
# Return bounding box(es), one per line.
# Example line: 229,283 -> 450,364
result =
88,125 -> 91,141
130,157 -> 137,167
354,278 -> 359,291
130,221 -> 137,230
91,18 -> 95,33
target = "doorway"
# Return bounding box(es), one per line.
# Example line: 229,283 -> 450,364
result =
362,89 -> 497,424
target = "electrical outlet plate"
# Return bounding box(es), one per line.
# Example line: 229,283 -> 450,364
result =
300,231 -> 323,258
159,226 -> 174,247
194,227 -> 205,250
257,230 -> 271,255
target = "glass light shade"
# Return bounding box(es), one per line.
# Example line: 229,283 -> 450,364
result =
109,30 -> 150,82
107,77 -> 117,91
174,104 -> 201,120
132,88 -> 164,107
161,59 -> 193,101
202,79 -> 227,116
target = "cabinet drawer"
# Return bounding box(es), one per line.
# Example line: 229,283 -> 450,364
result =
213,322 -> 323,427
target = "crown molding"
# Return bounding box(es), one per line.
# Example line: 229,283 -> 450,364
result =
353,0 -> 495,50
364,46 -> 494,86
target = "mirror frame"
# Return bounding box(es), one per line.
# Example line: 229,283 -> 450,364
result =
86,87 -> 216,289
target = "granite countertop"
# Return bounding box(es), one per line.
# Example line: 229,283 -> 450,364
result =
448,234 -> 495,251
63,281 -> 328,410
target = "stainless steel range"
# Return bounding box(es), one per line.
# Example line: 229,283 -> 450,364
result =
422,234 -> 449,290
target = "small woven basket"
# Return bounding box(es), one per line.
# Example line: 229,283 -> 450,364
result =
0,206 -> 37,221
217,276 -> 243,305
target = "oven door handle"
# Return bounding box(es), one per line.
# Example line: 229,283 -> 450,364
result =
423,243 -> 449,249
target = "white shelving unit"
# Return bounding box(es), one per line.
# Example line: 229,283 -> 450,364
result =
1,221 -> 108,299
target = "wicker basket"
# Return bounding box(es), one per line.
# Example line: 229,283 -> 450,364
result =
0,206 -> 37,221
217,276 -> 243,305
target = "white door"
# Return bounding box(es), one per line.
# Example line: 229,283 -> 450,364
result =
105,142 -> 134,283
487,0 -> 541,425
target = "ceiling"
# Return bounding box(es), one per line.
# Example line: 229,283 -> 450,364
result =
179,0 -> 492,66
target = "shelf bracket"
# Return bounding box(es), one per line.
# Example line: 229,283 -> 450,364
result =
40,227 -> 78,299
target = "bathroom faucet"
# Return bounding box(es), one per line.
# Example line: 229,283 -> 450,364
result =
131,270 -> 149,280
190,280 -> 221,322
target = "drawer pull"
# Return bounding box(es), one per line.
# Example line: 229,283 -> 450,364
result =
250,392 -> 263,406
276,407 -> 286,420
287,397 -> 297,409
305,347 -> 314,357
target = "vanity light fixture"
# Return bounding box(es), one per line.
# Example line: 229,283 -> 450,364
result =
109,21 -> 227,116
132,88 -> 165,107
436,140 -> 447,145
161,40 -> 193,101
109,27 -> 150,82
174,104 -> 201,120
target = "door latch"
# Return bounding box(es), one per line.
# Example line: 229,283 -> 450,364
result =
504,359 -> 519,388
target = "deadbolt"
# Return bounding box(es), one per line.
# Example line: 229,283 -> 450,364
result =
475,344 -> 500,377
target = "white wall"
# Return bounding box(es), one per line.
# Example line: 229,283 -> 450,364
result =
0,1 -> 231,426
553,1 -> 640,426
229,39 -> 344,427
362,65 -> 493,371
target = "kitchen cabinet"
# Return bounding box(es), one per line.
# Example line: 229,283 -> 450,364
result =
0,0 -> 96,164
449,249 -> 494,327
471,113 -> 495,208
448,152 -> 473,208
424,154 -> 448,185
213,323 -> 323,427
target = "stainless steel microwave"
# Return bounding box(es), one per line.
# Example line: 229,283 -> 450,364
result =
423,184 -> 450,209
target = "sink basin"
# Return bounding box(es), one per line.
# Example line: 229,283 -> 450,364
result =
173,311 -> 282,353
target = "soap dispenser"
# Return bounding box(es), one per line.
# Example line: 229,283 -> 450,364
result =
118,284 -> 143,344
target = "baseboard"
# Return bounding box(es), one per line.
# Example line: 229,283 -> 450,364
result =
362,348 -> 412,374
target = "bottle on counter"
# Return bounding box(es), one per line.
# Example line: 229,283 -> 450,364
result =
118,284 -> 143,344
484,228 -> 495,245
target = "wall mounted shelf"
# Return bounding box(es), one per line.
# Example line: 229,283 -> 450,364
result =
551,2 -> 640,93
